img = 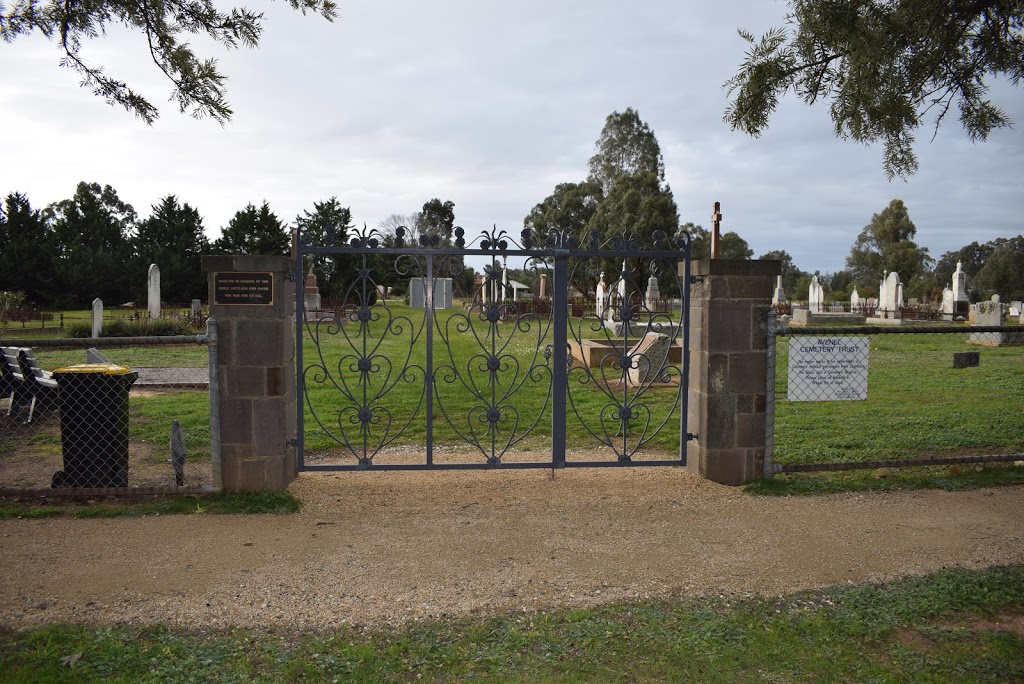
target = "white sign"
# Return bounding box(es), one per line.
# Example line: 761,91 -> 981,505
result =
787,336 -> 869,401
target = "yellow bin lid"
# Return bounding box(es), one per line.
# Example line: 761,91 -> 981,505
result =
54,363 -> 133,374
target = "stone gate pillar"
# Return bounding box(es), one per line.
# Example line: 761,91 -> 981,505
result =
202,255 -> 296,491
685,259 -> 781,485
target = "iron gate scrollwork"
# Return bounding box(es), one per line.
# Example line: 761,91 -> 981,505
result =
295,223 -> 692,470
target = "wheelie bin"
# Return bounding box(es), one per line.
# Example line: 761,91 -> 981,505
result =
51,364 -> 138,488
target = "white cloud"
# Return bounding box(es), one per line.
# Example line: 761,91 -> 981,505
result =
1,0 -> 1021,278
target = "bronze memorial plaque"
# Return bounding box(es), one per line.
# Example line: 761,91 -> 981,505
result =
213,272 -> 274,305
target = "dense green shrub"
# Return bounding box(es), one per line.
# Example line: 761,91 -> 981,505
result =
65,318 -> 200,338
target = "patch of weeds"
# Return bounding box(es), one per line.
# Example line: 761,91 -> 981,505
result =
0,502 -> 61,519
3,566 -> 1021,683
744,463 -> 1024,496
0,490 -> 302,519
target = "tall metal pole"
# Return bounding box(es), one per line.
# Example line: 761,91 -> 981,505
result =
551,249 -> 568,468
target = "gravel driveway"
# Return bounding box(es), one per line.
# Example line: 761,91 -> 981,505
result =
1,468 -> 1022,630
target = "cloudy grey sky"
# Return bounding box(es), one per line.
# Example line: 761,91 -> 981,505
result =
2,0 -> 1022,275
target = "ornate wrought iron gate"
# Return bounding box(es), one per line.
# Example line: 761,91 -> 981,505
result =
295,226 -> 692,470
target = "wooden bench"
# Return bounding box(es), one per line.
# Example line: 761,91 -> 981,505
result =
2,347 -> 57,423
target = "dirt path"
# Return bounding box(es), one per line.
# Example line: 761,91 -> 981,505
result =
1,468 -> 1022,630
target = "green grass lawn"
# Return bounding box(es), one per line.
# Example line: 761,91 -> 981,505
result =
5,308 -> 1023,488
1,565 -> 1021,682
299,303 -> 684,464
773,332 -> 1024,464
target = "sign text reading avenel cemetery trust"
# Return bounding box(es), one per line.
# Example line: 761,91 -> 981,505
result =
787,336 -> 869,401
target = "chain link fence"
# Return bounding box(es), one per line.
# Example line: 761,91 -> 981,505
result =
0,335 -> 214,494
766,322 -> 1024,475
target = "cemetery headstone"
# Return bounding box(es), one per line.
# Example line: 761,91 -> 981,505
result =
969,296 -> 1005,346
147,264 -> 161,320
644,274 -> 660,311
595,272 -> 607,318
303,268 -> 321,319
191,299 -> 202,318
539,273 -> 547,299
950,261 -> 970,318
772,275 -> 787,305
627,332 -> 671,386
850,287 -> 860,310
808,275 -> 824,313
953,351 -> 980,369
952,261 -> 969,301
875,271 -> 903,319
941,287 -> 955,318
409,278 -> 453,309
91,298 -> 103,338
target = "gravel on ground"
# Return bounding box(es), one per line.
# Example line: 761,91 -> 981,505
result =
1,467 -> 1022,630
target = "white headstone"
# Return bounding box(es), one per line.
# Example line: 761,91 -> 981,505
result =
644,274 -> 660,311
878,271 -> 902,318
410,278 -> 452,309
850,287 -> 860,309
191,299 -> 202,317
952,261 -> 969,302
616,260 -> 628,306
595,272 -> 607,318
147,263 -> 161,320
941,287 -> 955,315
772,275 -> 787,305
91,298 -> 103,338
539,273 -> 547,299
808,275 -> 824,314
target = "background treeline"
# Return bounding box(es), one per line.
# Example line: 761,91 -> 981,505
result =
523,109 -> 1024,304
0,183 -> 474,309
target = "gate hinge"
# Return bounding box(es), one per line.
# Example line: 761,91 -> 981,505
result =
284,272 -> 297,282
686,432 -> 698,442
689,276 -> 704,284
286,438 -> 299,447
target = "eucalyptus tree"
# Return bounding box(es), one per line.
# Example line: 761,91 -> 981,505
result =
1,0 -> 337,123
846,199 -> 932,289
724,0 -> 1024,178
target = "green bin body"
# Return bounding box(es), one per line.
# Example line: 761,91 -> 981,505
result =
52,364 -> 138,488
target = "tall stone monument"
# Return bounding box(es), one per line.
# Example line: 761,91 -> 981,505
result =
303,268 -> 321,319
644,273 -> 660,311
91,298 -> 103,338
807,275 -> 824,314
595,272 -> 607,318
877,271 -> 903,319
147,264 -> 161,319
771,275 -> 786,306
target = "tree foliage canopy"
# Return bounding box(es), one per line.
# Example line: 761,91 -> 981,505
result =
213,201 -> 289,256
131,195 -> 209,302
588,108 -> 666,193
45,182 -> 136,307
0,0 -> 337,123
724,0 -> 1024,178
846,198 -> 932,288
523,181 -> 603,244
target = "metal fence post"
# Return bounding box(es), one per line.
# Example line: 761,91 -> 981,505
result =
551,249 -> 568,468
764,311 -> 777,479
206,316 -> 222,491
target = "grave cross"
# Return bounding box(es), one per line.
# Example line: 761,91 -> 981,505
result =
711,201 -> 722,260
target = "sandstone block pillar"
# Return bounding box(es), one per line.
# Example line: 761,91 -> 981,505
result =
684,259 -> 781,485
202,255 -> 296,491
